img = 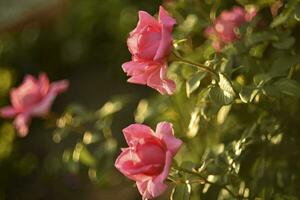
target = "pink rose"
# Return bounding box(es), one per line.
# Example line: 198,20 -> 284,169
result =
0,73 -> 69,137
122,6 -> 176,95
205,6 -> 257,51
115,122 -> 182,199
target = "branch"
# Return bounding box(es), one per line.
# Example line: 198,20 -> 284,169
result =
171,51 -> 219,78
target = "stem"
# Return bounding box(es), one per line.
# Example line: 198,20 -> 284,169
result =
210,0 -> 221,21
174,166 -> 239,198
172,51 -> 218,78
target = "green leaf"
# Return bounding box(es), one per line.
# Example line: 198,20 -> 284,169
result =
262,85 -> 282,97
210,86 -> 235,105
271,0 -> 300,28
210,73 -> 236,105
181,161 -> 197,170
249,43 -> 268,58
272,78 -> 300,98
270,52 -> 300,76
73,143 -> 97,167
254,73 -> 274,86
186,72 -> 207,97
171,183 -> 191,200
239,86 -> 260,103
245,31 -> 278,47
272,37 -> 295,49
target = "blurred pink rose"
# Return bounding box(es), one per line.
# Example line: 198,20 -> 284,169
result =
122,6 -> 176,95
205,6 -> 257,51
115,122 -> 182,199
0,73 -> 69,137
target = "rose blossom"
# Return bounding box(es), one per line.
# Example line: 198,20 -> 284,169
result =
115,122 -> 182,199
0,73 -> 69,137
205,6 -> 257,51
122,6 -> 176,95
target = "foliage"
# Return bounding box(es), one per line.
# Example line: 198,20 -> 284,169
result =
153,0 -> 300,199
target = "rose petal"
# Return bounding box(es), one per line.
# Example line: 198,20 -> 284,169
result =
137,29 -> 161,60
127,32 -> 140,55
154,26 -> 172,60
136,141 -> 165,167
38,73 -> 50,96
0,106 -> 18,118
147,64 -> 175,95
11,75 -> 40,109
28,80 -> 68,116
136,180 -> 152,200
123,124 -> 155,146
122,60 -> 147,77
14,114 -> 31,137
156,122 -> 182,155
115,148 -> 150,182
158,6 -> 176,31
50,80 -> 69,94
147,151 -> 172,198
134,11 -> 159,34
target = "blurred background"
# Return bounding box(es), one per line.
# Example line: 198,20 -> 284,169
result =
0,0 -> 163,199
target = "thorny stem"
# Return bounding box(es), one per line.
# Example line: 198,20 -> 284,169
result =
171,51 -> 219,78
173,166 -> 241,199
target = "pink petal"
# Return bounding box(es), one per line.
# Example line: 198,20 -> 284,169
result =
134,11 -> 159,34
137,29 -> 161,60
136,180 -> 152,200
127,32 -> 140,55
30,80 -> 69,116
154,25 -> 173,60
204,26 -> 216,38
10,75 -> 40,110
136,142 -> 165,167
212,40 -> 223,52
14,114 -> 31,137
50,80 -> 69,94
0,106 -> 18,118
158,6 -> 176,31
38,73 -> 50,96
30,92 -> 56,116
23,74 -> 38,84
125,61 -> 160,85
127,76 -> 148,85
146,151 -> 172,198
115,148 -> 150,182
122,60 -> 147,77
146,64 -> 175,95
155,122 -> 182,155
122,124 -> 155,146
220,7 -> 245,24
10,89 -> 25,111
